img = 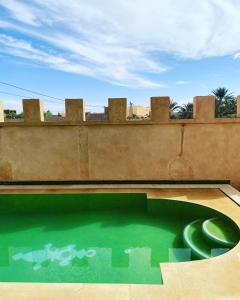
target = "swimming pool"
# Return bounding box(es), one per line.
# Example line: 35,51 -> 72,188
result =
0,193 -> 239,284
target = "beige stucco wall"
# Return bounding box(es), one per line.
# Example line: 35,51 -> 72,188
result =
1,96 -> 240,188
1,122 -> 240,188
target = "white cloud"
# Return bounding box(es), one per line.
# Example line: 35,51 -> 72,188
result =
0,34 -> 62,66
176,81 -> 189,85
0,34 -> 164,88
233,53 -> 240,59
0,20 -> 12,28
1,0 -> 240,87
0,0 -> 39,26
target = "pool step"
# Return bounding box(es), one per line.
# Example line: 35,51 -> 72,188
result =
183,219 -> 230,259
202,218 -> 239,247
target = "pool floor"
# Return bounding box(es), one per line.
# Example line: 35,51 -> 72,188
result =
0,193 -> 238,284
0,210 -> 189,284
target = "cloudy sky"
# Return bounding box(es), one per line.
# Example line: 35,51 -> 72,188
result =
1,0 -> 240,113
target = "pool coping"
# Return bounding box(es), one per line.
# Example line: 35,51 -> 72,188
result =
0,182 -> 239,206
0,183 -> 239,300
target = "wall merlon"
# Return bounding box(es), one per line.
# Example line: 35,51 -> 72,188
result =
237,96 -> 240,118
23,99 -> 44,122
108,98 -> 127,122
150,97 -> 170,122
193,96 -> 215,122
65,99 -> 85,122
0,100 -> 3,122
1,95 -> 240,125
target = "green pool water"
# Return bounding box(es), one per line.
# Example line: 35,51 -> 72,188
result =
0,193 -> 238,284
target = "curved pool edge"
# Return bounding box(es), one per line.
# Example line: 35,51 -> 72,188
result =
153,186 -> 240,296
0,184 -> 239,300
151,196 -> 240,266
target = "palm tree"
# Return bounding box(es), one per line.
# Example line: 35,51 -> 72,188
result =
16,112 -> 24,119
178,103 -> 193,119
211,87 -> 236,117
4,111 -> 17,119
170,99 -> 179,112
44,110 -> 53,118
170,99 -> 180,119
223,97 -> 237,117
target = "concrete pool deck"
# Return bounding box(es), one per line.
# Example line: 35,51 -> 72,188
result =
0,184 -> 239,300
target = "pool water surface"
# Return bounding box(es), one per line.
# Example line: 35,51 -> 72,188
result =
0,193 -> 238,284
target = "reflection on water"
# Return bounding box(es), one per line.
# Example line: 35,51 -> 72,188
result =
8,245 -> 195,282
9,244 -> 162,283
12,244 -> 96,270
11,244 -> 159,270
168,248 -> 191,262
0,205 -> 192,283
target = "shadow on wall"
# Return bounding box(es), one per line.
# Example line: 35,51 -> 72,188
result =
168,156 -> 194,180
0,161 -> 13,180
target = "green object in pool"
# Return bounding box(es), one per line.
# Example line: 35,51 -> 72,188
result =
183,217 -> 239,259
183,219 -> 213,259
202,218 -> 239,246
0,193 -> 238,284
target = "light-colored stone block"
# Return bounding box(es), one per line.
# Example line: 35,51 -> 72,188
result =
193,96 -> 215,121
81,284 -> 130,300
23,99 -> 44,122
0,100 -> 3,122
108,98 -> 127,122
65,99 -> 85,122
237,96 -> 240,118
150,97 -> 170,122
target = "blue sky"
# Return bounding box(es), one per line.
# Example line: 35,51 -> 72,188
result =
1,0 -> 240,113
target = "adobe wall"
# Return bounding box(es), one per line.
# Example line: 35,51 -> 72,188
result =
1,96 -> 240,188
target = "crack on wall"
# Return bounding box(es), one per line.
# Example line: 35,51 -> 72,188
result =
168,124 -> 194,179
179,124 -> 185,157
